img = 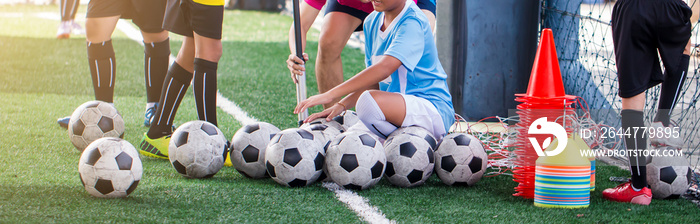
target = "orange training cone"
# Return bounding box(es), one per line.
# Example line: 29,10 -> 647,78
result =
524,28 -> 565,99
512,28 -> 576,199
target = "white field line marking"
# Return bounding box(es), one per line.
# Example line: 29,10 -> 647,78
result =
113,19 -> 260,125
116,17 -> 389,224
26,12 -> 388,223
215,91 -> 259,126
323,182 -> 396,224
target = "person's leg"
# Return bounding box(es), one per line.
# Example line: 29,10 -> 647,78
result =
57,0 -> 80,38
603,0 -> 653,205
355,90 -> 406,139
654,40 -> 691,126
620,94 -> 647,190
60,0 -> 77,21
416,0 -> 436,32
316,12 -> 363,109
192,33 -> 222,126
147,37 -> 195,139
85,16 -> 119,103
141,30 -> 171,126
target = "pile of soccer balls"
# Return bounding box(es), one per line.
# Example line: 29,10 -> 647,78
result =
70,101 -> 231,198
229,110 -> 490,190
69,101 -> 140,198
69,101 -> 691,200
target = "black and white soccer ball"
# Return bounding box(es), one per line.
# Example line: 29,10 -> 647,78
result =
265,128 -> 324,187
333,110 -> 361,130
386,126 -> 438,151
383,132 -> 434,187
434,133 -> 488,186
301,123 -> 342,182
646,147 -> 692,199
169,120 -> 227,179
230,122 -> 280,179
326,131 -> 386,190
300,118 -> 345,134
78,137 -> 142,198
68,101 -> 125,152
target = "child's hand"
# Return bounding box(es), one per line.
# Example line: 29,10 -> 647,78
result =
287,53 -> 309,83
294,93 -> 334,116
303,103 -> 346,123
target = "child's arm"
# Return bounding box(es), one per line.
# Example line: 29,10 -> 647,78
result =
294,55 -> 402,121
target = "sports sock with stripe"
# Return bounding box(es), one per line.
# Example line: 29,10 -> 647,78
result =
654,54 -> 689,126
621,109 -> 647,190
144,38 -> 170,104
60,0 -> 79,21
356,91 -> 397,139
147,62 -> 193,139
193,58 -> 218,126
87,40 -> 116,103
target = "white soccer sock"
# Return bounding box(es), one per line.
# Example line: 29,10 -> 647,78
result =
355,91 -> 397,139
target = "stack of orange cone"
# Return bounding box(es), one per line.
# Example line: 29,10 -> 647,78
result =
512,28 -> 576,199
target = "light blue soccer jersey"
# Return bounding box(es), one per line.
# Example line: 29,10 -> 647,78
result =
363,0 -> 455,132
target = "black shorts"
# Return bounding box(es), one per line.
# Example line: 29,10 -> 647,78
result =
87,0 -> 167,33
325,0 -> 437,32
612,0 -> 692,98
324,0 -> 368,32
163,0 -> 224,39
416,0 -> 436,16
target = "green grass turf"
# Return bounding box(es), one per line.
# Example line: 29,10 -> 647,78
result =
0,4 -> 698,223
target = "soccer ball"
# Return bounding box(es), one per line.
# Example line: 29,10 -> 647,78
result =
78,137 -> 142,198
383,132 -> 434,187
265,128 -> 324,187
434,133 -> 488,186
68,101 -> 125,152
333,110 -> 361,130
230,122 -> 280,179
326,131 -> 386,190
302,123 -> 343,146
301,123 -> 342,182
646,147 -> 692,199
387,126 -> 438,151
169,120 -> 227,179
300,118 -> 345,134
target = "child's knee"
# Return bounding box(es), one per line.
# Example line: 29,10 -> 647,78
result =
356,91 -> 380,120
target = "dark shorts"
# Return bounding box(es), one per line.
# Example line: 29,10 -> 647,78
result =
163,0 -> 224,39
87,0 -> 167,33
416,0 -> 436,15
326,0 -> 437,32
612,0 -> 692,98
325,0 -> 368,32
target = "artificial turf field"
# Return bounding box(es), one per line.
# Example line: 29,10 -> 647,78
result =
0,4 -> 699,223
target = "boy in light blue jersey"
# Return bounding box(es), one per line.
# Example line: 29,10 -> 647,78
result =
295,0 -> 454,141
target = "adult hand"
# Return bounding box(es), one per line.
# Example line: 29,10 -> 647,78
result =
287,53 -> 309,83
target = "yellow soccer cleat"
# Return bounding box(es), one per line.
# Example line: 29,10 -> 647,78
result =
139,133 -> 170,159
224,155 -> 233,167
223,140 -> 232,166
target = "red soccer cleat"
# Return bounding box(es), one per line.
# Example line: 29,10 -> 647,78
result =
602,182 -> 652,205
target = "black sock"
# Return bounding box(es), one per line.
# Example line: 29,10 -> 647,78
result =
147,62 -> 193,139
654,54 -> 689,126
87,41 -> 116,103
621,109 -> 647,189
144,38 -> 170,103
60,0 -> 79,21
193,58 -> 218,126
